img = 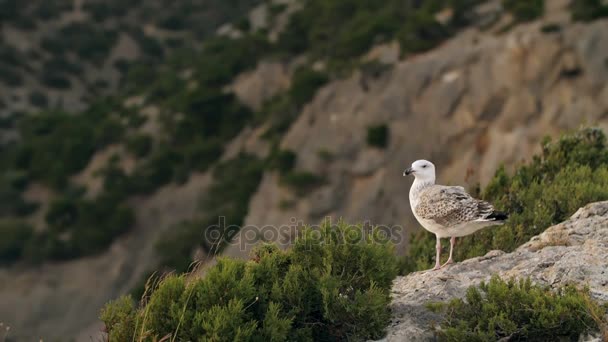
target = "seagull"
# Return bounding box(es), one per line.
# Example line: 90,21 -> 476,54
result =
403,160 -> 508,271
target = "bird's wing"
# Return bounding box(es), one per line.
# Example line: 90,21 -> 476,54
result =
414,185 -> 495,227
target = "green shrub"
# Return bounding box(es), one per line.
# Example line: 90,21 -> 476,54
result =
155,153 -> 264,272
430,276 -> 606,341
366,124 -> 389,148
28,91 -> 48,108
278,0 -> 481,62
270,149 -> 297,174
289,67 -> 329,107
158,14 -> 186,31
0,220 -> 34,263
570,0 -> 608,21
0,170 -> 37,218
125,134 -> 153,158
33,1 -> 72,21
402,128 -> 608,273
39,194 -> 135,260
82,2 -> 129,22
502,0 -> 544,22
13,109 -> 123,188
398,12 -> 449,54
99,296 -> 137,342
235,17 -> 251,32
0,64 -> 23,86
540,23 -> 561,33
102,221 -> 398,341
280,171 -> 325,196
40,72 -> 71,89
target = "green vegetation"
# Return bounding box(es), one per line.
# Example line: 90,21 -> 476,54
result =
36,193 -> 134,261
28,91 -> 48,108
280,171 -> 325,196
367,124 -> 389,148
279,0 -> 483,64
125,134 -> 153,158
289,67 -> 329,107
570,0 -> 608,21
0,64 -> 24,86
155,153 -> 265,273
428,276 -> 607,341
259,66 -> 329,141
402,128 -> 608,272
102,221 -> 398,341
0,220 -> 33,263
502,0 -> 544,22
270,149 -> 297,174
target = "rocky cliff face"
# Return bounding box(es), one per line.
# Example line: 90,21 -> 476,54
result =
225,17 -> 608,258
384,201 -> 608,341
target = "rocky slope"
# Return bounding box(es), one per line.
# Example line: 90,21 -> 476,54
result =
2,1 -> 608,340
225,14 -> 608,258
384,201 -> 608,341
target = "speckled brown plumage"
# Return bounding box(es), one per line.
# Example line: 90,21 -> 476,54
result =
414,185 -> 495,227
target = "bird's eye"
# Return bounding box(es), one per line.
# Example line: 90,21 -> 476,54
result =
422,165 -> 427,168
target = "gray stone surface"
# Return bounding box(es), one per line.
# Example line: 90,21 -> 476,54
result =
384,201 -> 608,341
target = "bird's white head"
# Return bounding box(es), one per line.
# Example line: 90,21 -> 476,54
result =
403,159 -> 436,183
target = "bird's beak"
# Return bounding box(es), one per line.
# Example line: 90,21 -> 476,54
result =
403,168 -> 414,176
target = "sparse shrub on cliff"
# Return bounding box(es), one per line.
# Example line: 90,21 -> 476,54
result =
428,276 -> 607,341
280,171 -> 325,196
571,0 -> 608,22
154,153 -> 265,272
125,134 -> 153,158
367,124 -> 389,148
503,0 -> 544,22
402,128 -> 608,273
269,149 -> 297,174
0,220 -> 33,263
102,221 -> 398,341
289,67 -> 329,107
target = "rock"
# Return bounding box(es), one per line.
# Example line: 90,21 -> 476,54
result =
229,61 -> 291,111
384,201 -> 608,341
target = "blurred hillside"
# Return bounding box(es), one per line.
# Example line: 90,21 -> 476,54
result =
1,0 -> 608,340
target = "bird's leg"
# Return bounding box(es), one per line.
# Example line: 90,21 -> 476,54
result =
441,237 -> 456,268
432,235 -> 441,271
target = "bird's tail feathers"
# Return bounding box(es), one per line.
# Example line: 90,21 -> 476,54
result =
486,210 -> 508,222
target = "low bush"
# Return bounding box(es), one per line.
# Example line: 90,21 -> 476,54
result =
289,67 -> 329,107
366,124 -> 389,148
402,128 -> 608,272
28,91 -> 48,108
502,0 -> 544,22
40,72 -> 71,89
125,134 -> 153,158
33,1 -> 72,21
570,0 -> 608,21
0,220 -> 34,263
0,64 -> 23,86
14,109 -> 124,188
102,221 -> 398,341
269,149 -> 297,174
280,171 -> 325,196
38,194 -> 135,260
429,276 -> 607,341
154,153 -> 265,272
